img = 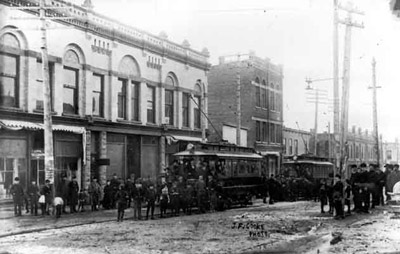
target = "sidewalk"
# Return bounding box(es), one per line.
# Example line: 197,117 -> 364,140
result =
0,204 -> 162,239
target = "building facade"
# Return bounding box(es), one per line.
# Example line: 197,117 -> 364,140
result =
382,139 -> 400,165
315,126 -> 383,176
207,52 -> 284,176
283,127 -> 311,157
0,0 -> 210,199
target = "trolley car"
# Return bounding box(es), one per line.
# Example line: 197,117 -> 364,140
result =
281,154 -> 334,181
173,142 -> 264,208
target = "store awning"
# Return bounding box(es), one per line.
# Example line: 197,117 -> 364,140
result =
167,134 -> 204,142
259,151 -> 281,157
53,124 -> 85,134
0,120 -> 85,134
0,120 -> 42,130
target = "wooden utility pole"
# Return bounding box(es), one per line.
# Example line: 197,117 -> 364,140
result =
338,3 -> 364,175
305,78 -> 330,156
39,0 -> 55,186
369,58 -> 381,166
333,0 -> 340,174
10,1 -> 73,195
236,71 -> 241,146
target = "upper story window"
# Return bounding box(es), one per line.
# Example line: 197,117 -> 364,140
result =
255,77 -> 260,107
262,80 -> 267,108
63,49 -> 81,115
255,121 -> 261,141
182,92 -> 190,127
117,78 -> 127,119
147,85 -> 155,124
294,139 -> 298,155
92,73 -> 104,117
0,33 -> 21,108
193,82 -> 202,129
164,73 -> 177,126
289,138 -> 293,155
165,90 -> 174,125
193,95 -> 201,129
131,82 -> 139,121
118,55 -> 141,121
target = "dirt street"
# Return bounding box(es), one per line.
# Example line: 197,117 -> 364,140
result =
0,201 -> 399,254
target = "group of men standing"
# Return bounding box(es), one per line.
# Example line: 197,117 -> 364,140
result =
318,162 -> 400,219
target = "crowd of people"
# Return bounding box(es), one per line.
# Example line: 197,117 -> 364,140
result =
317,163 -> 400,219
9,161 -> 400,221
8,160 -> 223,221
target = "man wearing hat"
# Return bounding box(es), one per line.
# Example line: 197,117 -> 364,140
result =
10,177 -> 24,216
384,164 -> 393,202
358,163 -> 370,213
349,164 -> 361,212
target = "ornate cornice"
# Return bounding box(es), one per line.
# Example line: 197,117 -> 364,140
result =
1,0 -> 211,71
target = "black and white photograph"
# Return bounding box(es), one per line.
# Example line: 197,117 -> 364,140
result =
1,0 -> 400,253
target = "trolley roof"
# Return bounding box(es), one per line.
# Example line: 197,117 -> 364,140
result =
173,150 -> 263,159
283,160 -> 334,166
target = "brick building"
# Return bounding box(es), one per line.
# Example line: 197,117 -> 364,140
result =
283,127 -> 311,156
207,52 -> 284,176
0,0 -> 210,199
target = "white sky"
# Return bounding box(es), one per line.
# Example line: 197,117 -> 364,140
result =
72,0 -> 400,141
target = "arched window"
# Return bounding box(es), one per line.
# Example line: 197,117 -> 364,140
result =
63,49 -> 81,114
0,33 -> 20,108
164,73 -> 178,126
117,55 -> 141,120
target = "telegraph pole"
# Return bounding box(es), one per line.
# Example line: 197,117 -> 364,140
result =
39,0 -> 55,187
305,78 -> 330,156
236,71 -> 241,146
313,88 -> 319,155
333,0 -> 340,175
369,58 -> 381,166
338,3 -> 364,175
10,1 -> 73,195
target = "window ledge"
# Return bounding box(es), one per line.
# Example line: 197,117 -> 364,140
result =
117,119 -> 143,125
181,126 -> 192,131
62,113 -> 82,119
0,106 -> 23,112
33,110 -> 58,115
145,122 -> 158,127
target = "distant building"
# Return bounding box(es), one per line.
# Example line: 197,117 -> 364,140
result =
382,139 -> 400,165
207,52 -> 284,176
283,127 -> 311,156
315,126 -> 383,177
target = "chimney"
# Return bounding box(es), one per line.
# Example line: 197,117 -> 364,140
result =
352,126 -> 356,133
358,127 -> 362,135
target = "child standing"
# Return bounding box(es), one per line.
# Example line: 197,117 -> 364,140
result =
159,184 -> 170,218
115,184 -> 129,222
78,190 -> 86,212
53,196 -> 64,218
145,184 -> 156,220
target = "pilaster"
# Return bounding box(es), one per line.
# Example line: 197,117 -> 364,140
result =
99,131 -> 107,186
